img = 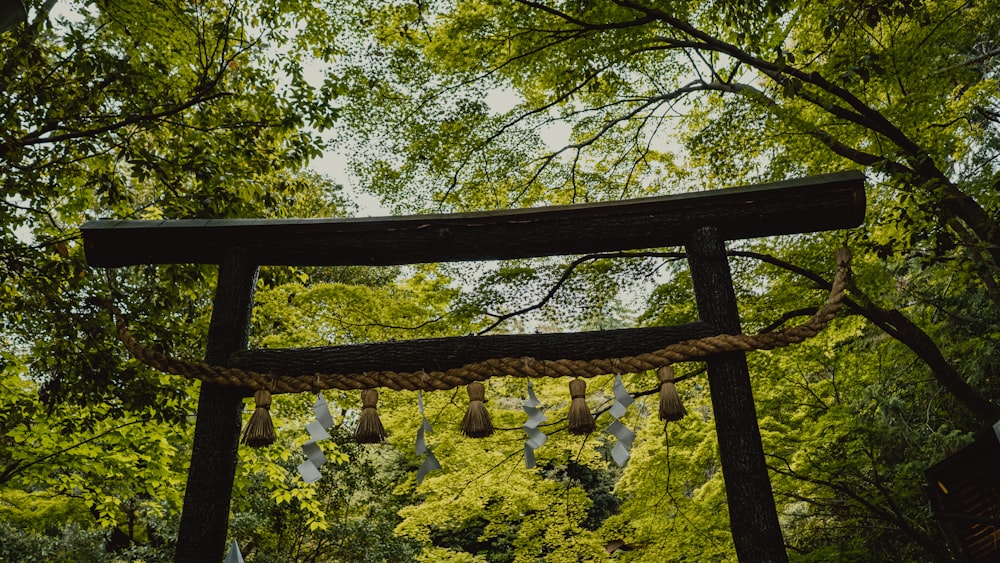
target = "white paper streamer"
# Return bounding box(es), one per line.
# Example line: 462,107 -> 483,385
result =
606,374 -> 636,467
298,393 -> 333,482
224,539 -> 245,563
522,381 -> 547,468
302,441 -> 326,467
416,449 -> 441,483
415,391 -> 441,483
313,392 -> 334,429
297,459 -> 322,483
305,420 -> 331,442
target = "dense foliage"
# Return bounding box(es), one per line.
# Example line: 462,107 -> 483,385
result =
3,0 -> 999,561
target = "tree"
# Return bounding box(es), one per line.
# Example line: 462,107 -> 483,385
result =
1,0 -> 341,414
313,0 -> 1000,559
333,0 -> 999,414
229,425 -> 422,563
1,0 -> 345,556
0,364 -> 191,560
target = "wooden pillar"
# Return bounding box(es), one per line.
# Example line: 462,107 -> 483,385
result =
686,226 -> 788,562
174,250 -> 258,562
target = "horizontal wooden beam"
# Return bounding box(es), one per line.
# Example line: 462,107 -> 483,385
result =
82,171 -> 865,267
228,322 -> 718,377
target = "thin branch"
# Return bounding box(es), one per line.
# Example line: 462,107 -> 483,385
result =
731,249 -> 1000,422
766,453 -> 951,562
18,90 -> 232,147
757,307 -> 825,334
516,1 -> 657,31
325,315 -> 445,333
0,417 -> 151,484
477,251 -> 684,335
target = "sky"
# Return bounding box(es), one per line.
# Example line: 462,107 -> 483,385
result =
42,1 -> 573,220
310,87 -> 573,218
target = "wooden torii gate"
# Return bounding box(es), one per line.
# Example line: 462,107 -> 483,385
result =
82,171 -> 865,562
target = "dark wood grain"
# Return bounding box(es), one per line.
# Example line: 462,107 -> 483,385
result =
174,251 -> 258,563
82,171 -> 864,267
687,227 -> 789,562
228,322 -> 718,376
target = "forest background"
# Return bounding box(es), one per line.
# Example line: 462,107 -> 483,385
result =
2,0 -> 999,561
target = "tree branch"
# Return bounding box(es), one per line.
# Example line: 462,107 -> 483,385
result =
477,251 -> 684,335
516,1 -> 657,30
0,417 -> 151,485
767,452 -> 951,562
731,250 -> 1000,423
17,89 -> 231,148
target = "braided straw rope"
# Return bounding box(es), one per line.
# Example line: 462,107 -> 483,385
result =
108,249 -> 851,394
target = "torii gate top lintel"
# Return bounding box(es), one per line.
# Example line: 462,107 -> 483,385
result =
81,171 -> 864,268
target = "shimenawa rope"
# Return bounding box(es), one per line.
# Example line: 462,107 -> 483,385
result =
104,248 -> 851,395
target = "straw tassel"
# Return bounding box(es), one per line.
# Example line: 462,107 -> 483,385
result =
658,365 -> 686,422
241,389 -> 276,448
567,378 -> 595,435
460,382 -> 494,438
355,389 -> 387,443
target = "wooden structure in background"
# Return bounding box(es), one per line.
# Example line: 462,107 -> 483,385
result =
82,171 -> 866,562
926,424 -> 1000,561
